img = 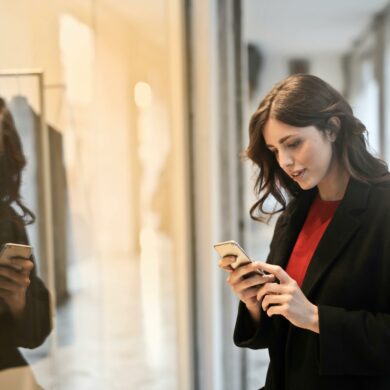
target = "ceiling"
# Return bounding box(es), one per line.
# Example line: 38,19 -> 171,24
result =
244,0 -> 390,55
99,0 -> 390,55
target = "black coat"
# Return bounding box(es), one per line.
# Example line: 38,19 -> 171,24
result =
234,178 -> 390,390
0,202 -> 51,371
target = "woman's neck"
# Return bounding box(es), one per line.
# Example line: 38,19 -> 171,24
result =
317,163 -> 350,201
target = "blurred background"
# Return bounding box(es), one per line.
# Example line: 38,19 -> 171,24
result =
0,0 -> 389,389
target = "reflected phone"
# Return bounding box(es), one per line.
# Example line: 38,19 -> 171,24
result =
0,243 -> 32,269
214,240 -> 264,274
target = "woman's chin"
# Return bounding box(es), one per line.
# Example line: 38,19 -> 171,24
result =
296,179 -> 317,191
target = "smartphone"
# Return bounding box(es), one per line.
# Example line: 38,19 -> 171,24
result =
214,240 -> 264,274
0,243 -> 33,269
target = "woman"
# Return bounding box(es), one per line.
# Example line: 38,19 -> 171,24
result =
219,74 -> 390,389
0,97 -> 51,377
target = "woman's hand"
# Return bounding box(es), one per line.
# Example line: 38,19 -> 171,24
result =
219,256 -> 275,322
256,262 -> 319,333
0,258 -> 34,319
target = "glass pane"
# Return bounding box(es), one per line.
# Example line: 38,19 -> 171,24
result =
0,1 -> 181,389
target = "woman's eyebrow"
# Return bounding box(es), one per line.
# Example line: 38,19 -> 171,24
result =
266,134 -> 294,148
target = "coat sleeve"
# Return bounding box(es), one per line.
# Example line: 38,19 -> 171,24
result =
11,262 -> 52,348
233,210 -> 290,349
233,301 -> 272,349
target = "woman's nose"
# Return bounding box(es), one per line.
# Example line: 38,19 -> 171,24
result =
278,150 -> 293,169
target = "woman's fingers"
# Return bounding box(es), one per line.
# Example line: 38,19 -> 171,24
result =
255,262 -> 291,284
10,258 -> 34,273
256,281 -> 286,301
0,274 -> 30,289
218,256 -> 236,271
265,303 -> 288,318
234,262 -> 267,279
220,259 -> 292,313
0,265 -> 31,288
233,273 -> 274,292
0,277 -> 19,291
261,293 -> 289,312
221,260 -> 275,308
239,286 -> 262,301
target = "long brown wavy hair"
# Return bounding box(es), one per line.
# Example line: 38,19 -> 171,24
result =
246,74 -> 390,222
0,97 -> 35,224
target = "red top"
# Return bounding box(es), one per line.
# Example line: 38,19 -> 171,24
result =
286,194 -> 341,287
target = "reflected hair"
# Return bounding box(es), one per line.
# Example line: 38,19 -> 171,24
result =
246,74 -> 389,222
0,97 -> 35,224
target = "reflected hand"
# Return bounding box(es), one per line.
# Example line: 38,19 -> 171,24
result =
0,258 -> 33,319
256,262 -> 319,333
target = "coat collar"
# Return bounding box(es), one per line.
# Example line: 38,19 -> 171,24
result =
273,178 -> 371,298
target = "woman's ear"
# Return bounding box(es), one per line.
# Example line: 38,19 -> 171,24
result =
328,116 -> 341,128
326,116 -> 340,142
325,130 -> 337,142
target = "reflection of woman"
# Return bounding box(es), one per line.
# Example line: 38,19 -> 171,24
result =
219,75 -> 390,389
0,97 -> 51,372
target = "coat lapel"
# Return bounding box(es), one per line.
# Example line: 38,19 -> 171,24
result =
301,179 -> 370,298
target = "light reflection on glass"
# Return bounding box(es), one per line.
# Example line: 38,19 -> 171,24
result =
136,96 -> 175,376
134,82 -> 152,109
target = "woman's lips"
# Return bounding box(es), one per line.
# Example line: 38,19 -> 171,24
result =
291,169 -> 306,181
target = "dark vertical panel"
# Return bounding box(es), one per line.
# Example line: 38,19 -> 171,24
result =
217,0 -> 246,388
183,0 -> 200,389
374,12 -> 387,159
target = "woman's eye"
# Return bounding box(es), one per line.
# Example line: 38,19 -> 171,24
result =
287,139 -> 301,148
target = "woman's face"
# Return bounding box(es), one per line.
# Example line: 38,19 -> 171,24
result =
263,118 -> 337,191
